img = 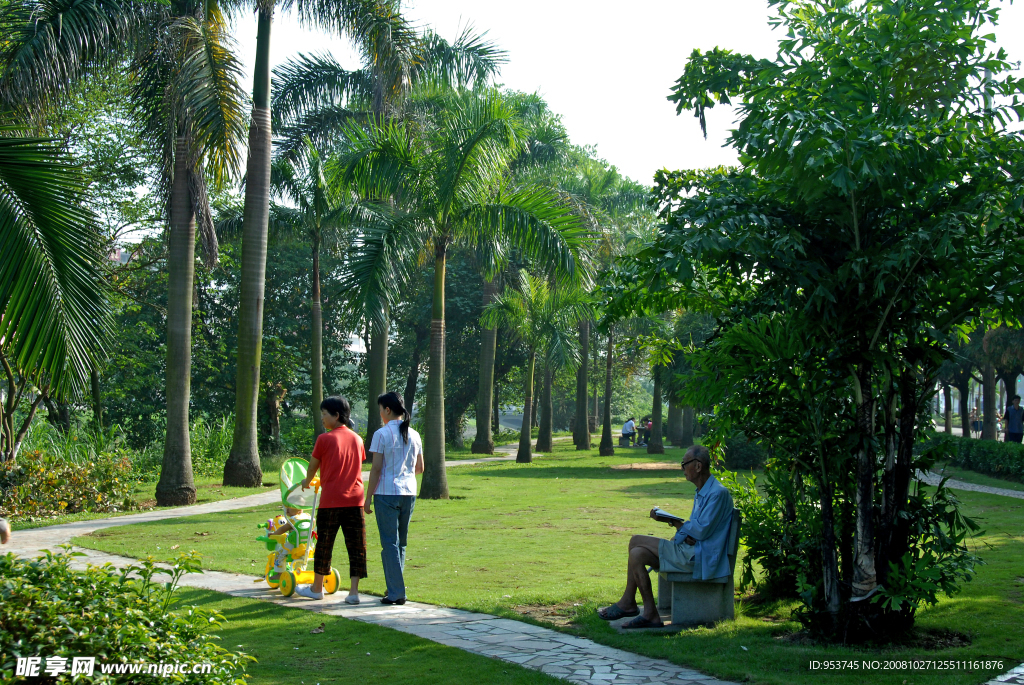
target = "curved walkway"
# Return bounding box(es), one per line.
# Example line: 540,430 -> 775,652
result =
5,442 -> 738,685
918,470 -> 1024,500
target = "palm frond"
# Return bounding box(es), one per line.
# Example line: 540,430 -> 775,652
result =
0,127 -> 109,396
417,24 -> 507,90
0,0 -> 137,117
271,53 -> 374,128
336,200 -> 427,328
459,182 -> 593,289
333,119 -> 422,202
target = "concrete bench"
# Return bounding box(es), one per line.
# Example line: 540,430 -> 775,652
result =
656,508 -> 741,627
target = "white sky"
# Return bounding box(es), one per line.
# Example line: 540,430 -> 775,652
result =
232,0 -> 1024,186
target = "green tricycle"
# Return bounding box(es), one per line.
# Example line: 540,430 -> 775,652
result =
255,457 -> 341,596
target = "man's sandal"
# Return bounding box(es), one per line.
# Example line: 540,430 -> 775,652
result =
621,615 -> 664,629
597,605 -> 640,620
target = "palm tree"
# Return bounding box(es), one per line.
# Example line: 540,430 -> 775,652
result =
561,158 -> 648,451
134,0 -> 248,505
482,270 -> 592,462
338,90 -> 590,497
0,127 -> 109,462
225,0 -> 387,486
271,22 -> 506,443
269,140 -> 351,439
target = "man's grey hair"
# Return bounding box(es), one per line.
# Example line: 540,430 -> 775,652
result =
686,444 -> 711,467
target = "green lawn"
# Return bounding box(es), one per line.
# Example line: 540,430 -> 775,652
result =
932,462 -> 1024,493
177,588 -> 560,685
72,443 -> 1024,685
14,473 -> 278,531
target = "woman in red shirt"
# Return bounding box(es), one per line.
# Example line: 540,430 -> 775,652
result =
296,396 -> 366,603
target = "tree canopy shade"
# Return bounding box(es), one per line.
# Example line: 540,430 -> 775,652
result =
337,89 -> 592,497
620,0 -> 1024,641
0,127 -> 109,461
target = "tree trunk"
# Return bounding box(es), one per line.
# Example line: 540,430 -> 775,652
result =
366,313 -> 389,441
851,366 -> 877,599
667,399 -> 682,446
599,331 -> 614,456
157,137 -> 198,506
420,240 -> 449,499
310,241 -> 324,439
574,319 -> 591,449
91,364 -> 103,432
956,382 -> 971,439
591,328 -> 599,433
43,393 -> 71,434
819,448 -> 842,632
536,361 -> 553,452
983,362 -> 997,440
264,385 -> 283,451
224,10 -> 273,488
943,384 -> 953,434
403,343 -> 421,422
492,375 -> 500,435
472,277 -> 499,454
517,350 -> 536,463
681,406 -> 695,447
647,367 -> 664,454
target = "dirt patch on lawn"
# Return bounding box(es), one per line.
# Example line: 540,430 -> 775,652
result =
610,462 -> 679,471
513,602 -> 581,627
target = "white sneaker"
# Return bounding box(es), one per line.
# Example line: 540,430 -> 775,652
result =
344,594 -> 360,605
294,585 -> 323,600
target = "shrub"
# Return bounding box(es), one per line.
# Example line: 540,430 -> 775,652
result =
919,432 -> 1024,481
722,433 -> 767,469
189,416 -> 234,479
1,448 -> 138,521
0,548 -> 254,684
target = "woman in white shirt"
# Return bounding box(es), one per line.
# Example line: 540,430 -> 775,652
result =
364,391 -> 424,604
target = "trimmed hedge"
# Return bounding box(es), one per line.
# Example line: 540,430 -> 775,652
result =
1,549 -> 253,684
919,432 -> 1024,481
723,433 -> 768,470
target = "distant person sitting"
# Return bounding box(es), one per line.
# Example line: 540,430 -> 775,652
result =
1005,395 -> 1024,443
597,444 -> 734,628
621,418 -> 637,446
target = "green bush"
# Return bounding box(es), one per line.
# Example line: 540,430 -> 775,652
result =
0,549 -> 253,683
1,448 -> 138,521
188,416 -> 234,479
919,432 -> 1024,481
722,433 -> 767,469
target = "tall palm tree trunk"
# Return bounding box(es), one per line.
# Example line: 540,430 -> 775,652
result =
225,9 -> 273,487
591,328 -> 600,433
157,138 -> 198,506
943,385 -> 953,434
647,367 -> 665,454
366,314 -> 388,440
599,331 -> 614,456
420,242 -> 449,498
517,350 -> 536,463
574,319 -> 590,450
472,277 -> 500,454
983,362 -> 997,439
310,241 -> 324,439
667,400 -> 682,446
681,406 -> 695,447
536,361 -> 553,452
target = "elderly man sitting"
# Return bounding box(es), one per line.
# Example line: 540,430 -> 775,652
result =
598,444 -> 734,628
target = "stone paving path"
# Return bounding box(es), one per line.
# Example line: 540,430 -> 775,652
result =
918,470 -> 1024,500
6,438 -> 740,685
7,446 -> 1022,685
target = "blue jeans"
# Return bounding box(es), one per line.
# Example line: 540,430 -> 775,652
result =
374,494 -> 416,600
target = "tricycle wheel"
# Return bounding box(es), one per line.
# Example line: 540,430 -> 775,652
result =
279,570 -> 297,597
324,567 -> 342,594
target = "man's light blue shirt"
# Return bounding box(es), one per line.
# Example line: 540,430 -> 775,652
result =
673,474 -> 734,580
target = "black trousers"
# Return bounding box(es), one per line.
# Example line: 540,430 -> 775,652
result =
314,506 -> 367,578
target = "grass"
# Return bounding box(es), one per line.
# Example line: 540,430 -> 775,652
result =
174,588 -> 560,685
13,473 -> 278,531
932,462 -> 1024,493
72,443 -> 1024,685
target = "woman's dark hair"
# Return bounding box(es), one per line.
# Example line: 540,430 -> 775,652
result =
320,396 -> 354,429
377,391 -> 409,443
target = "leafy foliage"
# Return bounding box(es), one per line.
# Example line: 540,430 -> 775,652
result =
0,549 -> 254,683
921,432 -> 1024,481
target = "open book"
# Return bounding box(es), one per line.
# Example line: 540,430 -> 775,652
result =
652,507 -> 684,525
